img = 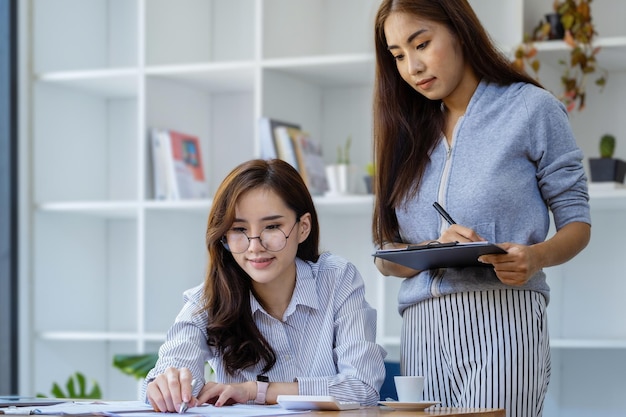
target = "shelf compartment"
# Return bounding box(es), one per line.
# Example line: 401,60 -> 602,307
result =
33,339 -> 140,401
33,213 -> 138,333
262,0 -> 380,60
143,211 -> 209,333
145,0 -> 255,66
33,0 -> 138,73
261,68 -> 374,175
145,76 -> 255,198
33,82 -> 139,202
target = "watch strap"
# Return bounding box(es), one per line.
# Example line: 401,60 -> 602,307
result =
255,375 -> 269,405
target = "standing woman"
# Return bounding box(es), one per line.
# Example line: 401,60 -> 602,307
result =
372,1 -> 590,416
143,159 -> 386,411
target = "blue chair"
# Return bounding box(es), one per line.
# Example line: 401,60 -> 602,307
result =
379,361 -> 400,401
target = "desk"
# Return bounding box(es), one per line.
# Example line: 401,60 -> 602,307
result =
304,407 -> 505,417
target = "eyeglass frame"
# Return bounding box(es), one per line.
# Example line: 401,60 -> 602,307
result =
221,217 -> 301,254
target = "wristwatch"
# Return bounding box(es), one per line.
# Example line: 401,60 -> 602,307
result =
255,375 -> 269,405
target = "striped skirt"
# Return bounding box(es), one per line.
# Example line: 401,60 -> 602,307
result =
400,289 -> 550,417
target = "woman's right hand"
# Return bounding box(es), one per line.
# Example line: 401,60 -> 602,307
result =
439,224 -> 485,244
146,367 -> 198,413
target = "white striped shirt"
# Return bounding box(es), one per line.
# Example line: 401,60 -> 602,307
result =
142,252 -> 387,405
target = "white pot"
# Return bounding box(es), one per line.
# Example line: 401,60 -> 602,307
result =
325,164 -> 351,195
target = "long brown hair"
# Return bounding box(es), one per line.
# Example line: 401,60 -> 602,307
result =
202,159 -> 320,375
372,0 -> 542,245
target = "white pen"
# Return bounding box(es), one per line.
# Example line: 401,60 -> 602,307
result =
178,379 -> 197,414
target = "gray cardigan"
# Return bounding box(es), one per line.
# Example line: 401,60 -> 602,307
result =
395,80 -> 591,314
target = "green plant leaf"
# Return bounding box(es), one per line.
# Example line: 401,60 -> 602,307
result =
113,353 -> 159,380
66,376 -> 77,398
42,372 -> 102,399
51,382 -> 65,399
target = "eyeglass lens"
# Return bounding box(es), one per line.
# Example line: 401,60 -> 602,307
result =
223,220 -> 299,254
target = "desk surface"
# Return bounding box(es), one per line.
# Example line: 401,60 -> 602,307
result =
305,407 -> 505,417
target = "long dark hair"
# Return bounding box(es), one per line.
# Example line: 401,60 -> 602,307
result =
372,0 -> 542,245
202,159 -> 320,375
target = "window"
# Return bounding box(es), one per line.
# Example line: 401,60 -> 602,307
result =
0,0 -> 18,395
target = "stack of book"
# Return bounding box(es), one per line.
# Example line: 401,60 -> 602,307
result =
259,117 -> 329,196
149,128 -> 209,200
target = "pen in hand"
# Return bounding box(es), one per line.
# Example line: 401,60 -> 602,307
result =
433,202 -> 456,225
178,379 -> 197,414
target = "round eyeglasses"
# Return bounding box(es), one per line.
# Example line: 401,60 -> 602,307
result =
221,219 -> 300,254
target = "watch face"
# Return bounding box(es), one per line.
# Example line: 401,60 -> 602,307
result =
257,375 -> 269,382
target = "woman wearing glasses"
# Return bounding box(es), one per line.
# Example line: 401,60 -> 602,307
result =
142,159 -> 386,412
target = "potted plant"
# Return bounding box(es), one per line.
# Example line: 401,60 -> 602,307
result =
325,136 -> 353,195
588,134 -> 626,183
38,372 -> 102,399
512,0 -> 607,112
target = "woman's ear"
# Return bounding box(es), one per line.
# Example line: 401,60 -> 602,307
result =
297,213 -> 312,243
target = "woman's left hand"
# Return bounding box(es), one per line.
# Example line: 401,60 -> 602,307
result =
197,381 -> 256,407
478,243 -> 540,286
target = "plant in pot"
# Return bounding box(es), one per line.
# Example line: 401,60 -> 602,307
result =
325,136 -> 353,195
512,0 -> 607,112
588,134 -> 626,183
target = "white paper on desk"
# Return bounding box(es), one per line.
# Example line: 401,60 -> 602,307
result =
118,404 -> 305,417
4,401 -> 305,417
168,404 -> 303,417
0,400 -> 153,415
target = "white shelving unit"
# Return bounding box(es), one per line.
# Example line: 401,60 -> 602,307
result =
18,0 -> 626,415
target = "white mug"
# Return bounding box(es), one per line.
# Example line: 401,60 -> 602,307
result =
394,375 -> 425,402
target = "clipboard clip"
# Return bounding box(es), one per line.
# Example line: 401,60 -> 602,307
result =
407,241 -> 459,250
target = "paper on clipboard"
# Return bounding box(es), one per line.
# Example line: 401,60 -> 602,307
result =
373,241 -> 507,270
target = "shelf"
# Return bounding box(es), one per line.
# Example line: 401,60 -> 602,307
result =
314,194 -> 374,215
588,185 -> 626,210
35,190 -> 624,217
378,337 -> 626,350
35,68 -> 140,97
551,339 -> 626,349
533,36 -> 626,72
262,54 -> 375,86
144,200 -> 213,212
145,61 -> 256,93
36,201 -> 140,218
38,331 -> 166,342
35,196 -> 375,217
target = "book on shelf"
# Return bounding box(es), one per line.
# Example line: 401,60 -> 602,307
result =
258,117 -> 301,160
291,130 -> 329,196
149,128 -> 209,200
273,125 -> 329,196
274,125 -> 302,171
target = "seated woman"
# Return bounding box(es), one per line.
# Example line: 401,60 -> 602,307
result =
142,158 -> 386,412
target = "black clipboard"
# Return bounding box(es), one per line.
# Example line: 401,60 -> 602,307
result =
373,241 -> 507,270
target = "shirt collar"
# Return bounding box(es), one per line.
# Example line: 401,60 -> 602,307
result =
249,257 -> 319,318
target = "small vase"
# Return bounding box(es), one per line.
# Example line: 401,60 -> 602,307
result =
325,164 -> 350,195
363,175 -> 374,194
